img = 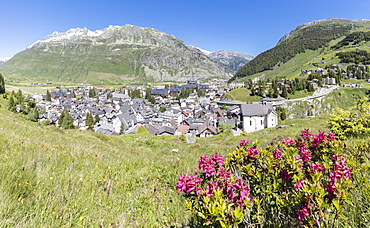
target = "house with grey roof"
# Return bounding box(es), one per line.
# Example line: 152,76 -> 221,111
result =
197,121 -> 218,137
241,103 -> 278,133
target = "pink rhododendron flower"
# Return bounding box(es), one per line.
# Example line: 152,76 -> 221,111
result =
299,146 -> 312,163
310,163 -> 325,173
217,167 -> 231,181
331,154 -> 351,180
294,179 -> 305,191
176,174 -> 202,195
300,128 -> 313,141
297,207 -> 310,221
211,153 -> 224,167
247,148 -> 260,158
198,155 -> 216,177
273,148 -> 283,159
239,140 -> 250,147
282,138 -> 294,145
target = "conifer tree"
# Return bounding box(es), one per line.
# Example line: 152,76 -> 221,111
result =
45,89 -> 51,101
60,110 -> 74,129
120,122 -> 125,135
281,86 -> 288,98
58,109 -> 74,129
94,114 -> 100,124
85,112 -> 95,130
0,73 -> 5,94
8,95 -> 16,112
28,107 -> 39,122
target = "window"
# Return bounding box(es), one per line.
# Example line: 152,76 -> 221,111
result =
261,120 -> 263,125
250,120 -> 252,126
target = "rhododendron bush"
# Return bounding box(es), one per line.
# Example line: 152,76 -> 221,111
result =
177,129 -> 353,227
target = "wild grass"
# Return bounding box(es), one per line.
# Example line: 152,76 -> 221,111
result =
0,90 -> 367,226
0,94 -> 332,227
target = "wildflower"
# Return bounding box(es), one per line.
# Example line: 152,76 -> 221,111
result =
282,138 -> 294,145
198,155 -> 216,177
297,207 -> 310,221
331,154 -> 351,180
247,148 -> 260,158
310,163 -> 325,173
299,146 -> 312,163
273,148 -> 283,159
326,154 -> 351,197
300,129 -> 312,141
239,139 -> 250,147
176,174 -> 202,195
205,180 -> 220,197
211,153 -> 224,167
217,167 -> 231,181
294,179 -> 305,191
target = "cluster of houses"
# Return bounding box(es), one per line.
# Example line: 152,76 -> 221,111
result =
30,80 -> 279,137
301,69 -> 325,75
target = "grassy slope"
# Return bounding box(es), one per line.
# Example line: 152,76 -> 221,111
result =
0,95 -> 332,227
0,46 -> 141,84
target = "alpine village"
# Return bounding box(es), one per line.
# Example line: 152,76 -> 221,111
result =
1,18 -> 370,227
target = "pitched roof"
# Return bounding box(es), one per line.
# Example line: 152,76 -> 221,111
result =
197,121 -> 218,135
156,126 -> 176,135
241,103 -> 274,116
144,124 -> 159,135
176,125 -> 190,134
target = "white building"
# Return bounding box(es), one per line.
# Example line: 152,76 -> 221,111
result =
241,103 -> 278,133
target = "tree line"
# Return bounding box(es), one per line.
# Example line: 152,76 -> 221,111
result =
331,31 -> 370,49
336,50 -> 370,65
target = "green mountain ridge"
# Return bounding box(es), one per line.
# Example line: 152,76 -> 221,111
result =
232,18 -> 370,82
0,25 -> 230,84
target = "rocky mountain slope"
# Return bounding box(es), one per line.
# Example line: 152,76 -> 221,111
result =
189,46 -> 253,73
0,25 -> 230,83
207,50 -> 253,73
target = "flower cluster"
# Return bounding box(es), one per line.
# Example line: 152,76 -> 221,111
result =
178,129 -> 352,227
310,163 -> 325,173
239,140 -> 250,147
294,179 -> 306,191
176,174 -> 202,195
310,130 -> 335,148
177,152 -> 253,226
296,201 -> 311,221
326,154 -> 351,196
273,148 -> 283,159
199,153 -> 252,207
198,153 -> 224,177
247,148 -> 260,158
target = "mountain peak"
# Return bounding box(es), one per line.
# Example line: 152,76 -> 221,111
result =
27,24 -> 179,49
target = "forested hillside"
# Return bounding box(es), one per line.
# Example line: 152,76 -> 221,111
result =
231,23 -> 354,81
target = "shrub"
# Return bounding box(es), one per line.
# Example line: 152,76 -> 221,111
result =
176,153 -> 253,227
328,97 -> 370,139
178,129 -> 352,227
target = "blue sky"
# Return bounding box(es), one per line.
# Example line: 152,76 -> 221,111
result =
1,0 -> 370,59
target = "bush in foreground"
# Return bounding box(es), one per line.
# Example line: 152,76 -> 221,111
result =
177,129 -> 352,227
